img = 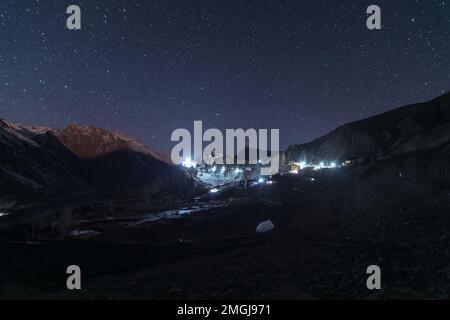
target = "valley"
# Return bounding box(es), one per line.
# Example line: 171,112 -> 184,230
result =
0,93 -> 449,299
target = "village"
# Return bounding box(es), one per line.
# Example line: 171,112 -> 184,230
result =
180,151 -> 364,193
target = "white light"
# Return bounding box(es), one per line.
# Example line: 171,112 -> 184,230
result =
289,169 -> 299,174
299,161 -> 306,168
320,162 -> 324,167
210,188 -> 219,193
0,212 -> 7,217
235,168 -> 242,174
258,178 -> 264,184
221,166 -> 226,173
182,157 -> 192,168
330,162 -> 336,168
310,178 -> 315,182
211,166 -> 216,172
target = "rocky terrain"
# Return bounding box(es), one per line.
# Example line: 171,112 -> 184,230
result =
0,167 -> 448,299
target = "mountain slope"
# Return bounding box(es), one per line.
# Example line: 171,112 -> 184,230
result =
285,92 -> 450,162
55,124 -> 169,163
0,120 -> 181,205
0,120 -> 87,199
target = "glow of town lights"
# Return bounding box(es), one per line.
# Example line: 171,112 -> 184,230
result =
182,157 -> 192,168
210,188 -> 219,193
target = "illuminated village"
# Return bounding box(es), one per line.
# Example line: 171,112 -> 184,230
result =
180,152 -> 353,193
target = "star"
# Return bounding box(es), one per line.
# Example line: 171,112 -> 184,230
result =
0,0 -> 447,154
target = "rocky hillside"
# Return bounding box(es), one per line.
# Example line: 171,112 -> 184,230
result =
285,92 -> 450,162
56,124 -> 169,163
0,120 -> 86,199
0,120 -> 182,205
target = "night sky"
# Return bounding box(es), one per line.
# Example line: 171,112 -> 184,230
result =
0,0 -> 449,153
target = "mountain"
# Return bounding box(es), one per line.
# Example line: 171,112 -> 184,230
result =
284,92 -> 450,163
0,120 -> 182,205
0,120 -> 86,199
55,124 -> 169,163
52,124 -> 176,193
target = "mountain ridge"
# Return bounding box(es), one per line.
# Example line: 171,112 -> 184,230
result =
0,120 -> 181,205
284,92 -> 450,162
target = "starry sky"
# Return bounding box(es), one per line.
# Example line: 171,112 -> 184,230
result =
0,0 -> 449,153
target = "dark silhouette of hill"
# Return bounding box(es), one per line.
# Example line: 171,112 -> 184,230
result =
285,92 -> 450,162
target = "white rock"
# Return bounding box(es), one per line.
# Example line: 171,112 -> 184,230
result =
256,220 -> 274,233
